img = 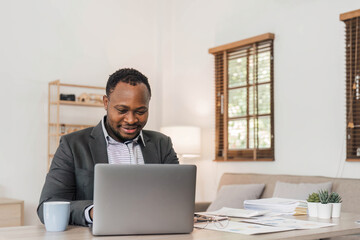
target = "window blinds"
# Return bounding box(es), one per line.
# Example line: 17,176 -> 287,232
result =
341,10 -> 360,161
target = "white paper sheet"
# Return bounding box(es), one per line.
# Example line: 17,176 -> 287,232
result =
194,220 -> 294,235
243,216 -> 336,229
203,207 -> 269,218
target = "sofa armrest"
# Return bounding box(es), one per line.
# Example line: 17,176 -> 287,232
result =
194,202 -> 211,212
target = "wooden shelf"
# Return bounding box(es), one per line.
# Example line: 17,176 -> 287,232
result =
48,80 -> 105,169
49,133 -> 62,137
49,80 -> 105,90
50,100 -> 103,107
49,123 -> 95,136
49,123 -> 94,128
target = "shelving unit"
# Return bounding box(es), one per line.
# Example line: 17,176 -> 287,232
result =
48,80 -> 105,169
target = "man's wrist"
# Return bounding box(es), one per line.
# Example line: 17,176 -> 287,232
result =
84,205 -> 94,223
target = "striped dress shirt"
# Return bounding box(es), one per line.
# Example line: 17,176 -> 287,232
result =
101,116 -> 145,165
85,116 -> 145,223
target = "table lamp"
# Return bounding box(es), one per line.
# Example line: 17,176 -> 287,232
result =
160,126 -> 201,160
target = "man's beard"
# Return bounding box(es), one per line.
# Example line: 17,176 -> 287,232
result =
108,121 -> 138,142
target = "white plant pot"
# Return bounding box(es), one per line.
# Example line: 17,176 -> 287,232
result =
331,203 -> 342,218
318,203 -> 332,219
307,202 -> 318,217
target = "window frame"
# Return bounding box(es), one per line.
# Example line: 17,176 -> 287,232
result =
209,33 -> 275,162
340,9 -> 360,161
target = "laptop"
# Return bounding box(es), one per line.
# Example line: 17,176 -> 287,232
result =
92,164 -> 197,236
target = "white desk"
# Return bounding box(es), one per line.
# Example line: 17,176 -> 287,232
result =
0,212 -> 360,240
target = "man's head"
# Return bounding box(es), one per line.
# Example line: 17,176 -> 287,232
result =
103,68 -> 151,142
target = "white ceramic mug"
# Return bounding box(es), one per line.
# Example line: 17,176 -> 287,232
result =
43,201 -> 70,231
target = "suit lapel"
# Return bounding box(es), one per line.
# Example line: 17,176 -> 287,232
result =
141,131 -> 159,164
89,121 -> 108,164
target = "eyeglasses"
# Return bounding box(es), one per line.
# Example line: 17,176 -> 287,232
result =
194,214 -> 229,229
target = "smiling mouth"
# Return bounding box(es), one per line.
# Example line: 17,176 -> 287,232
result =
121,126 -> 138,134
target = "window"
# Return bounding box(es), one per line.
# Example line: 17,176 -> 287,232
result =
209,33 -> 275,161
341,9 -> 360,161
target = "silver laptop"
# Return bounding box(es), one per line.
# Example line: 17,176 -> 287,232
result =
92,164 -> 196,236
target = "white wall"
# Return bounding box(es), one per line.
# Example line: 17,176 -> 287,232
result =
0,0 -> 167,225
163,0 -> 360,203
1,0 -> 360,225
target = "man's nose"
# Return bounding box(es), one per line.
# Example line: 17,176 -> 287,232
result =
124,112 -> 138,124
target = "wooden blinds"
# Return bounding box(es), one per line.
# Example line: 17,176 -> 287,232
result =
341,9 -> 360,161
214,52 -> 225,159
209,33 -> 275,161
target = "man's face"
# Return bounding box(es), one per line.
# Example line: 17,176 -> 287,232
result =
103,82 -> 150,142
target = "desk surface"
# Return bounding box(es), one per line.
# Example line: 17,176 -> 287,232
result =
1,212 -> 360,240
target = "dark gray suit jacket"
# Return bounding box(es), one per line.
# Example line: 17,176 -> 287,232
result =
37,121 -> 179,226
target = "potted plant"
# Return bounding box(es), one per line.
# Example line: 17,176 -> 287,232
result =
307,192 -> 320,217
318,189 -> 332,219
329,192 -> 342,218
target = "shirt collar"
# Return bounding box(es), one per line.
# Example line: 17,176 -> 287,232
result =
101,115 -> 146,146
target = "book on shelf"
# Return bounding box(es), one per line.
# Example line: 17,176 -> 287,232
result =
244,198 -> 307,216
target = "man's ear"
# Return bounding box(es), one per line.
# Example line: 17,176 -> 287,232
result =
103,95 -> 109,111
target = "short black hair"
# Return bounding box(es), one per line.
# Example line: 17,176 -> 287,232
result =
106,68 -> 151,97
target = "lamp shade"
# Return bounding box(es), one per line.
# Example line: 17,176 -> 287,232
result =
160,126 -> 201,158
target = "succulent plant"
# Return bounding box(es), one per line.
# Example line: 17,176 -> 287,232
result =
318,189 -> 330,204
307,192 -> 320,202
329,192 -> 342,203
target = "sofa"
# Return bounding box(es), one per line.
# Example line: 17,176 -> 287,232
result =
195,173 -> 360,240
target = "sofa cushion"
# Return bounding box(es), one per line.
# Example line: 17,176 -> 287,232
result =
207,184 -> 265,212
272,181 -> 332,200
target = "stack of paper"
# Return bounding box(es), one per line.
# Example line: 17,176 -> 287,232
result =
204,207 -> 269,218
244,198 -> 307,215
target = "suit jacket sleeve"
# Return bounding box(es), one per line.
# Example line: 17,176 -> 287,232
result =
37,136 -> 92,226
163,136 -> 179,164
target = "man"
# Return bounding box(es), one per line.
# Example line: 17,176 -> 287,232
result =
37,68 -> 179,226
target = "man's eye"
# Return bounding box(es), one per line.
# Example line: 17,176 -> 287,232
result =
117,109 -> 127,114
136,110 -> 147,115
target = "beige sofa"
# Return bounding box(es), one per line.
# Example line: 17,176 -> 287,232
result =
195,173 -> 360,240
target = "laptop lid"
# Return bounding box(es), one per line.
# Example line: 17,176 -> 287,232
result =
92,164 -> 196,236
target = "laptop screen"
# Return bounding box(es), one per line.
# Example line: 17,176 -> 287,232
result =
92,164 -> 196,235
